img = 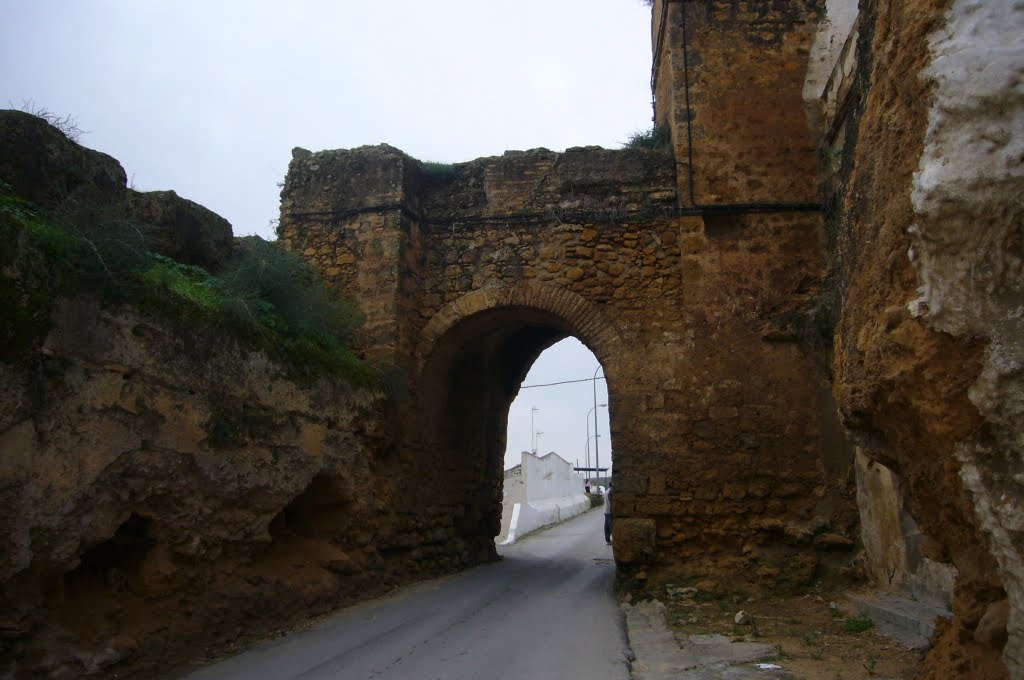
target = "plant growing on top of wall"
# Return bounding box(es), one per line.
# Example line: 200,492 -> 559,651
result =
420,160 -> 459,181
623,122 -> 672,152
146,236 -> 369,382
2,180 -> 157,296
843,615 -> 874,634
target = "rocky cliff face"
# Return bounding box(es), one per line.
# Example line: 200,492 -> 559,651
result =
824,1 -> 1023,677
0,112 -> 403,678
1,111 -> 537,678
1,299 -> 392,678
0,110 -> 233,277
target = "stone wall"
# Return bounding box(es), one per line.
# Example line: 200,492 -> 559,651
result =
821,0 -> 1022,677
279,142 -> 858,592
651,0 -> 824,206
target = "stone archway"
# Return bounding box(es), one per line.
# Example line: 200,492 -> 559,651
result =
278,142 -> 847,588
411,281 -> 623,558
416,280 -> 624,373
282,139 -> 847,585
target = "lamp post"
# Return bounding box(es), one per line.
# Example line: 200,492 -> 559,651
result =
584,433 -> 601,461
584,432 -> 591,474
592,365 -> 605,484
535,430 -> 544,453
585,402 -> 607,479
531,406 -> 539,454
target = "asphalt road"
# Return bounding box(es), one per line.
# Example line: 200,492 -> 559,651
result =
183,508 -> 630,680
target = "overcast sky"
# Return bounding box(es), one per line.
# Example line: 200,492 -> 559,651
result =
1,0 -> 654,471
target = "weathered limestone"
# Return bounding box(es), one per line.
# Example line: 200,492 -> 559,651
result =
0,110 -> 127,209
1,116 -> 445,677
911,2 -> 1024,674
803,0 -> 859,109
0,297 -> 397,677
126,190 -> 234,270
854,449 -> 956,607
0,110 -> 236,272
823,0 -> 1023,676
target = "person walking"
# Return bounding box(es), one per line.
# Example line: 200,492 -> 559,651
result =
604,484 -> 613,545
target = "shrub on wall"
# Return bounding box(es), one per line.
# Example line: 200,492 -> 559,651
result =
420,160 -> 459,181
622,123 -> 671,153
623,123 -> 672,152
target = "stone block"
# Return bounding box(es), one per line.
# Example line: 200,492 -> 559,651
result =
722,482 -> 746,500
709,405 -> 738,419
614,518 -> 657,564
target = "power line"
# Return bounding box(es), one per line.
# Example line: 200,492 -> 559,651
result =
520,376 -> 606,389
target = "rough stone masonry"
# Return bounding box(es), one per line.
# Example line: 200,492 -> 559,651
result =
280,0 -> 1023,677
0,1 -> 1020,678
279,141 -> 853,592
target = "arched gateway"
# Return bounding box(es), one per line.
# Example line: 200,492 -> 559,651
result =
277,142 -> 853,586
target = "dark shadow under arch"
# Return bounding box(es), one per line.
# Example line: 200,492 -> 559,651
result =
413,283 -> 622,551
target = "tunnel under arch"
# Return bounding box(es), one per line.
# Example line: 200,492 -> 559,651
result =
413,283 -> 623,552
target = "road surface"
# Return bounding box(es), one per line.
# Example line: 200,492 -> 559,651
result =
183,508 -> 630,679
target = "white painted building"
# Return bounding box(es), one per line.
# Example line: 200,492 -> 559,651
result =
497,451 -> 590,544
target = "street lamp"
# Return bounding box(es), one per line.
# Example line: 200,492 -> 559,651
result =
531,406 -> 539,454
592,365 -> 605,483
585,403 -> 606,479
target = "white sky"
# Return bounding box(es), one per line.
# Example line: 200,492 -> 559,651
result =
1,0 -> 654,471
505,337 -> 611,473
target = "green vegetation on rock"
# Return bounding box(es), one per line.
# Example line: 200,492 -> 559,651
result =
1,181 -> 371,384
843,615 -> 874,634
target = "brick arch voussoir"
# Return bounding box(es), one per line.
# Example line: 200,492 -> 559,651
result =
416,282 -> 623,376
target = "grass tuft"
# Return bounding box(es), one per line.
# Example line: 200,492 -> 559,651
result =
844,615 -> 874,634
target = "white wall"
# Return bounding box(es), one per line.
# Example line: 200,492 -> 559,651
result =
524,451 -> 585,501
803,0 -> 859,103
498,451 -> 590,544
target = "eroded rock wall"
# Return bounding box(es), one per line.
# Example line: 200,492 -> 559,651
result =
0,297 -> 402,678
911,1 -> 1024,673
825,0 -> 1022,676
0,116 -> 470,678
0,111 -> 234,274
